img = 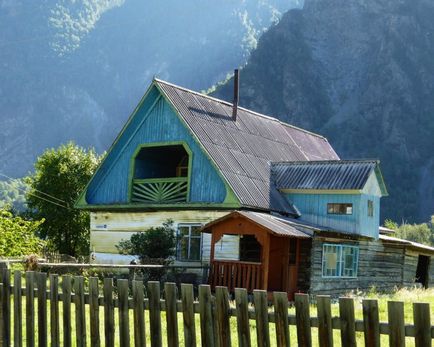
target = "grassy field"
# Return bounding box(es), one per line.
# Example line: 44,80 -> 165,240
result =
6,284 -> 434,347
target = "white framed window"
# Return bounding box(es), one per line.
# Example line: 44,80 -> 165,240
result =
176,224 -> 202,261
322,243 -> 359,278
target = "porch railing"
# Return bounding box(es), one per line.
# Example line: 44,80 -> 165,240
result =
131,177 -> 188,203
209,260 -> 263,293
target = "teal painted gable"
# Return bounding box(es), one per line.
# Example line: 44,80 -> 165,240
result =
287,193 -> 380,239
85,86 -> 228,205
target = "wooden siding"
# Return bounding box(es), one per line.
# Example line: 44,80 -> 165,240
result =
308,236 -> 433,295
297,239 -> 312,292
86,87 -> 228,205
89,211 -> 235,262
285,193 -> 380,239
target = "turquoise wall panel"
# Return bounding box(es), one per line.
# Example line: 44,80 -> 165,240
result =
286,193 -> 379,239
86,89 -> 227,204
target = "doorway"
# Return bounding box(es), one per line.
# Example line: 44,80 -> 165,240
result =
415,255 -> 430,289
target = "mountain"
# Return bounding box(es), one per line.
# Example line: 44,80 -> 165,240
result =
212,0 -> 434,223
0,0 -> 300,178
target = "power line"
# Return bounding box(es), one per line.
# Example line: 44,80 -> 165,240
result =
0,172 -> 70,209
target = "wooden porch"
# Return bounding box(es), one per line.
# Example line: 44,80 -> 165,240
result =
203,211 -> 311,298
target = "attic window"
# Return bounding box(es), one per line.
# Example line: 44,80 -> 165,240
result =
134,144 -> 189,179
131,143 -> 190,204
327,203 -> 353,215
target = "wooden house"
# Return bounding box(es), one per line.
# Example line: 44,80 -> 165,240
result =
77,74 -> 434,296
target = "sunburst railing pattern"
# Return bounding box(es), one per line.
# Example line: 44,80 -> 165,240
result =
131,177 -> 188,203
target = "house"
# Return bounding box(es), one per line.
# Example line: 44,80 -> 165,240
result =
77,72 -> 434,295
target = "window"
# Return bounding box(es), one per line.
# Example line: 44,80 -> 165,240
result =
239,235 -> 261,262
177,224 -> 202,261
322,244 -> 359,278
368,200 -> 374,217
327,203 -> 353,215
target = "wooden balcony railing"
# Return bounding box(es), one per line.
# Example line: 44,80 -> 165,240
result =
209,260 -> 263,293
131,177 -> 188,203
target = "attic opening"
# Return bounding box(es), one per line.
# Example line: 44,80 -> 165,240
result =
131,144 -> 190,203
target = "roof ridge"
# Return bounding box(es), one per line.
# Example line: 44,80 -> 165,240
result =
271,159 -> 379,165
153,78 -> 328,140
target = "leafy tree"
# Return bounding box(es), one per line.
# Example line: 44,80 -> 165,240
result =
387,216 -> 434,246
0,208 -> 45,257
26,142 -> 101,257
0,178 -> 29,212
116,220 -> 177,263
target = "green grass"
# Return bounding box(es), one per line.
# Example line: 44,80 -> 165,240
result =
5,283 -> 434,346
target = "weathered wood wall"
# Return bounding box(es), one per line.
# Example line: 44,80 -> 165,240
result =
308,236 -> 432,295
297,239 -> 312,292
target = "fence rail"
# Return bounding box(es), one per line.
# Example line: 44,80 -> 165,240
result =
0,269 -> 433,347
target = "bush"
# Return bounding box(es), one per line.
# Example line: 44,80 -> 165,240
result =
0,209 -> 45,257
116,220 -> 177,281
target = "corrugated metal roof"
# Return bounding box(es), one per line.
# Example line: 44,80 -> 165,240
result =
202,211 -> 312,238
380,235 -> 434,254
154,79 -> 339,214
272,160 -> 383,191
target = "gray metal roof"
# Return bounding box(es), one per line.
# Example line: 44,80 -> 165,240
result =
202,211 -> 312,238
272,160 -> 387,193
155,79 -> 339,214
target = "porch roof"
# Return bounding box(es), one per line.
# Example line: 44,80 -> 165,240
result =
201,210 -> 312,238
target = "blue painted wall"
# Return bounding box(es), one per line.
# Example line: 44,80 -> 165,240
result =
86,86 -> 228,204
286,192 -> 380,239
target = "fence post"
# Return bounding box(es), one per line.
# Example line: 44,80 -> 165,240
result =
165,282 -> 179,347
13,271 -> 22,347
103,278 -> 115,347
253,290 -> 270,347
26,271 -> 35,347
50,274 -> 59,347
235,288 -> 251,347
198,284 -> 215,347
317,295 -> 333,347
37,272 -> 48,347
132,280 -> 146,347
1,269 -> 11,347
181,283 -> 196,347
89,277 -> 100,347
62,275 -> 72,347
118,279 -> 130,347
362,299 -> 380,347
413,302 -> 431,347
339,297 -> 356,347
388,301 -> 405,347
295,293 -> 312,347
74,276 -> 86,347
273,292 -> 290,347
148,281 -> 162,347
215,286 -> 231,347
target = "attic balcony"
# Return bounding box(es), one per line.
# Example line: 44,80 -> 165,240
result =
131,177 -> 188,203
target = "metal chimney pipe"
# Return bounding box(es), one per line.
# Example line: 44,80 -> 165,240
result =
232,69 -> 239,121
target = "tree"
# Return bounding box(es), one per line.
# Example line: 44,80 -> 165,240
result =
26,142 -> 101,257
386,216 -> 434,247
0,208 -> 45,257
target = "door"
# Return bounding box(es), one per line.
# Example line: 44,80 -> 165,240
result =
415,255 -> 430,289
267,236 -> 288,291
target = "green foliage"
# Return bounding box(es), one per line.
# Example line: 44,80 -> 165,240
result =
0,178 -> 29,212
26,142 -> 102,257
0,208 -> 45,257
116,220 -> 177,263
389,216 -> 434,246
384,219 -> 398,230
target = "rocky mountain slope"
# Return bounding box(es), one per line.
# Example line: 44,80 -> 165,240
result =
213,0 -> 434,222
0,0 -> 299,178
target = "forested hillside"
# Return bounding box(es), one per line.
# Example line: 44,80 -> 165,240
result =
213,0 -> 434,222
0,0 -> 298,177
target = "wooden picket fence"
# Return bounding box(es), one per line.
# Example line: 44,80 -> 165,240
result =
0,269 -> 433,347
